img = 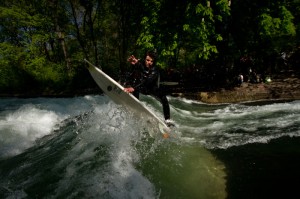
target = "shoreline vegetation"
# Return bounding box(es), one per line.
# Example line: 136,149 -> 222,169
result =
1,1 -> 300,105
175,76 -> 300,104
1,74 -> 300,104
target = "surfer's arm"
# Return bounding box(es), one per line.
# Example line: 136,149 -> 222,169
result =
126,69 -> 159,92
127,55 -> 139,65
123,79 -> 145,92
124,59 -> 160,91
123,61 -> 144,90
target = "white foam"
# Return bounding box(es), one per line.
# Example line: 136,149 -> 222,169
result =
175,100 -> 300,149
51,101 -> 156,198
0,105 -> 66,157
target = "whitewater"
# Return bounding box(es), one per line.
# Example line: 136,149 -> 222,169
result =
1,95 -> 299,198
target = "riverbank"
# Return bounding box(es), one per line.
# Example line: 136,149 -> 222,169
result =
172,76 -> 300,103
1,75 -> 300,104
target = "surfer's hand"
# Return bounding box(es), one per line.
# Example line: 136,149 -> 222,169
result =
127,55 -> 138,65
124,87 -> 134,93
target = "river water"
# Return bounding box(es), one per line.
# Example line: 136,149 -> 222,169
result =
0,95 -> 299,199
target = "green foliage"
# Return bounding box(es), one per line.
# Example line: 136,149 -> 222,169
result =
24,57 -> 67,87
135,0 -> 231,69
259,6 -> 296,38
136,0 -> 161,52
256,3 -> 297,69
137,17 -> 155,50
0,0 -> 299,94
182,0 -> 229,62
0,42 -> 26,91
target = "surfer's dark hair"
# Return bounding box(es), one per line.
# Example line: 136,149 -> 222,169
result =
144,50 -> 157,60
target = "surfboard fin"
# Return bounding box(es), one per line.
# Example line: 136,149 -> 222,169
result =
163,132 -> 170,139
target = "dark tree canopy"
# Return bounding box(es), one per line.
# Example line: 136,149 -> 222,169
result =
0,0 -> 299,94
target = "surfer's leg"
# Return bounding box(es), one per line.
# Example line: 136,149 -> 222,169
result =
160,95 -> 170,120
152,89 -> 170,120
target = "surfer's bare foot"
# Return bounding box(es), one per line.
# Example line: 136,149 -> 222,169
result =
163,133 -> 170,139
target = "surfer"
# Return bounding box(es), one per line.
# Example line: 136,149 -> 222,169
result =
123,51 -> 173,126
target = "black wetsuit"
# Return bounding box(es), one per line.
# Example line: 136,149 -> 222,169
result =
124,61 -> 170,120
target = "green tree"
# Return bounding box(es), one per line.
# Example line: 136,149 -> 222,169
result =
1,0 -> 300,95
136,0 -> 230,69
258,4 -> 296,71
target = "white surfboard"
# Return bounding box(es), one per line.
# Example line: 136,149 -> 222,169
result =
84,59 -> 171,138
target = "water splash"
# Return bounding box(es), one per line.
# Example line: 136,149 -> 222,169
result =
4,96 -> 299,198
173,99 -> 300,149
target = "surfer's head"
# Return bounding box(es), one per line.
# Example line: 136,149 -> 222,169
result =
144,50 -> 157,68
145,55 -> 154,68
